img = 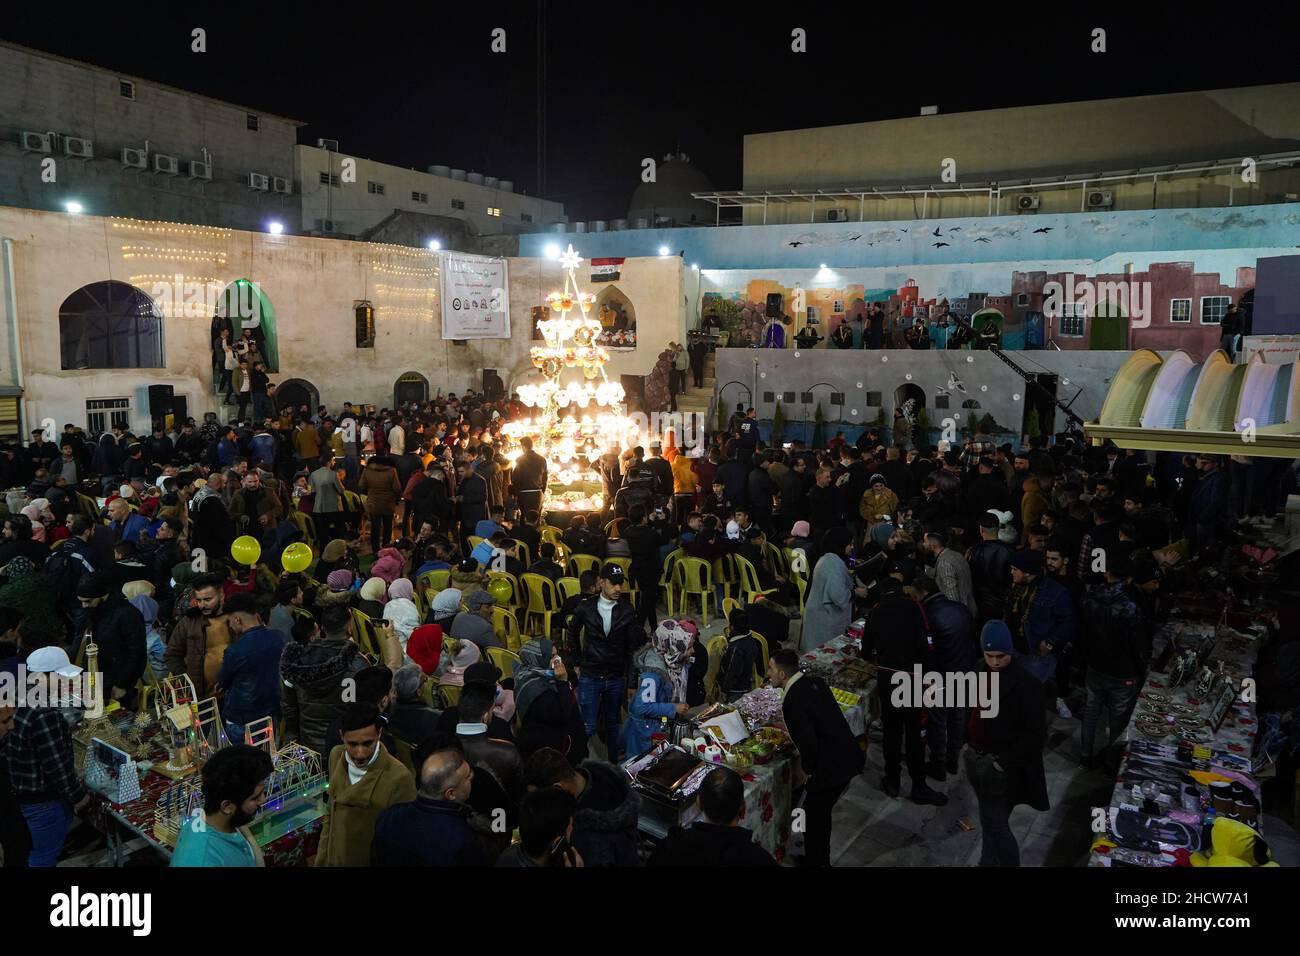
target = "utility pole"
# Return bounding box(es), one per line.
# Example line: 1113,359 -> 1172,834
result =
537,0 -> 546,198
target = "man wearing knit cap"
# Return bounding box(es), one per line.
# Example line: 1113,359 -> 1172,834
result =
1006,548 -> 1078,720
964,620 -> 1049,867
449,590 -> 501,650
73,572 -> 147,706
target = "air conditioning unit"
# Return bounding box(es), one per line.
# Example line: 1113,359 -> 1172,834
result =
188,159 -> 212,180
247,172 -> 270,191
120,147 -> 147,169
21,131 -> 53,153
316,138 -> 339,152
316,218 -> 337,233
153,153 -> 179,175
1016,194 -> 1040,211
1086,189 -> 1114,209
272,176 -> 292,194
64,137 -> 94,158
826,209 -> 847,222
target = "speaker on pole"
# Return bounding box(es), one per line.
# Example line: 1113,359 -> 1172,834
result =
147,384 -> 179,431
765,293 -> 784,319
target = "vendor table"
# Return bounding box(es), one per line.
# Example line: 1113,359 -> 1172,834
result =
1089,615 -> 1266,867
85,717 -> 323,867
797,631 -> 876,737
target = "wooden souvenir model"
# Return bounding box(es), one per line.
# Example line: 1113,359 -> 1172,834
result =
153,779 -> 203,847
244,716 -> 276,754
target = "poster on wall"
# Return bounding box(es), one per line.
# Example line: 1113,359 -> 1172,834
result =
440,252 -> 510,339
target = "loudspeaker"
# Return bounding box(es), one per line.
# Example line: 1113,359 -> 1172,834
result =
765,293 -> 783,318
482,369 -> 504,402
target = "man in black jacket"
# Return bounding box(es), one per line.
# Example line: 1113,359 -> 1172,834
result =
568,563 -> 644,763
863,580 -> 949,806
372,738 -> 487,866
967,512 -> 1013,629
747,452 -> 779,535
964,620 -> 1049,867
649,766 -> 777,866
768,649 -> 864,866
511,436 -> 548,518
715,442 -> 750,514
523,747 -> 641,866
72,573 -> 147,707
622,505 -> 671,629
915,577 -> 978,780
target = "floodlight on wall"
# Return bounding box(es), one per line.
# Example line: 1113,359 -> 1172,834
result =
691,263 -> 699,270
268,221 -> 284,235
544,243 -> 561,259
65,201 -> 84,214
428,239 -> 441,251
819,264 -> 827,270
658,245 -> 671,256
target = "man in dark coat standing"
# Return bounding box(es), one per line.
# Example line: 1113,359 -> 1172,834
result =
511,436 -> 548,519
72,573 -> 147,707
964,621 -> 1048,867
768,648 -> 864,866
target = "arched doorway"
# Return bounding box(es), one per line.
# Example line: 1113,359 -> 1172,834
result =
595,285 -> 637,347
59,280 -> 164,370
970,308 -> 1004,339
276,379 -> 319,417
717,380 -> 752,432
1090,299 -> 1128,350
217,279 -> 280,371
394,372 -> 429,407
894,382 -> 926,415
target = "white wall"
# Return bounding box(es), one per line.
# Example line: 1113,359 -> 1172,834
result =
0,206 -> 684,433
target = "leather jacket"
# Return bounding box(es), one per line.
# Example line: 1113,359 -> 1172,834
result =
967,538 -> 1013,619
568,593 -> 645,679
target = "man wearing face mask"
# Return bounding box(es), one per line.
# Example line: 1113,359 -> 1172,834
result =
171,746 -> 274,867
214,593 -> 285,744
315,702 -> 417,867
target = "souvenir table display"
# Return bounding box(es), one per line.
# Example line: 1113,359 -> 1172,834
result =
1090,615 -> 1266,867
85,711 -> 327,867
798,626 -> 876,737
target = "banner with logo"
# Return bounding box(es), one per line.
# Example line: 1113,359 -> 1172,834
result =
440,253 -> 510,339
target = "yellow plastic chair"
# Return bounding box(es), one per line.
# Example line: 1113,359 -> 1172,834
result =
521,572 -> 562,639
658,547 -> 684,615
567,553 -> 600,579
467,535 -> 486,552
556,576 -> 582,604
763,542 -> 788,580
485,646 -> 522,681
704,634 -> 728,703
733,554 -> 778,605
419,569 -> 451,594
437,684 -> 462,709
712,554 -> 740,603
77,493 -> 101,524
491,605 -> 522,652
350,608 -> 381,658
603,517 -> 627,539
540,527 -> 563,549
672,556 -> 715,621
721,597 -> 741,622
750,631 -> 771,674
393,737 -> 416,774
289,510 -> 316,549
788,569 -> 808,615
783,547 -> 811,579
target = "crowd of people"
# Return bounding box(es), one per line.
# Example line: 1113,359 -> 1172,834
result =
0,377 -> 1294,869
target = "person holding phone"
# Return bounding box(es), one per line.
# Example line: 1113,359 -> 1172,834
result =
496,787 -> 584,867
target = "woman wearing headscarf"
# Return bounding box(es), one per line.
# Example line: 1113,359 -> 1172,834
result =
424,586 -> 462,629
20,505 -> 47,545
514,637 -> 589,763
437,637 -> 481,688
801,526 -> 864,652
356,576 -> 388,619
382,578 -> 421,648
622,619 -> 694,758
369,546 -> 406,586
128,593 -> 165,679
313,538 -> 356,583
406,622 -> 444,676
315,569 -> 356,615
0,555 -> 61,644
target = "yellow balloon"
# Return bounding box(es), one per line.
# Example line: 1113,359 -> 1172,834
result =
281,542 -> 313,573
231,535 -> 261,566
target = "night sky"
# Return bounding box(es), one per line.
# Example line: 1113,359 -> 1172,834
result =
4,7 -> 1297,221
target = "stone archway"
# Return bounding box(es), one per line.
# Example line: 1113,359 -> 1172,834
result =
217,278 -> 279,371
394,371 -> 429,407
276,378 -> 319,417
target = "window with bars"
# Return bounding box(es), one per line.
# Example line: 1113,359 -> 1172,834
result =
411,191 -> 428,203
830,393 -> 846,406
119,80 -> 135,100
521,213 -> 533,223
246,114 -> 260,131
355,302 -> 375,348
1170,298 -> 1192,323
319,172 -> 340,186
1200,296 -> 1230,325
86,398 -> 131,435
368,181 -> 385,195
451,199 -> 465,210
1060,303 -> 1086,337
60,281 -> 164,370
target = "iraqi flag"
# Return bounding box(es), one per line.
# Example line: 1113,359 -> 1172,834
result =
591,257 -> 624,282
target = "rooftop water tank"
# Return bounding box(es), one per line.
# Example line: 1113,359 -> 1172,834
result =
483,176 -> 499,189
591,220 -> 607,232
610,218 -> 628,231
498,180 -> 514,193
548,222 -> 567,233
466,172 -> 484,186
428,165 -> 451,177
632,217 -> 649,229
572,222 -> 586,233
450,168 -> 466,181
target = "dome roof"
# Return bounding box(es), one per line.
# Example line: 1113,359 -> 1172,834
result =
627,153 -> 715,226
